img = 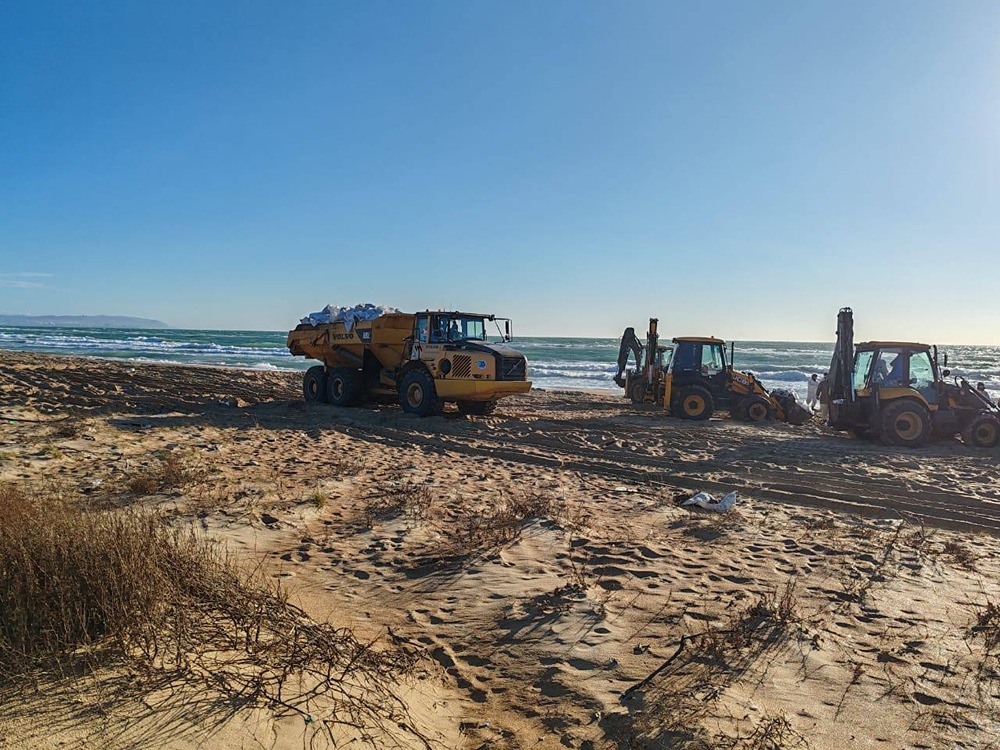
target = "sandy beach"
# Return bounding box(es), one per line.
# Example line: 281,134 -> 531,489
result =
2,350 -> 999,749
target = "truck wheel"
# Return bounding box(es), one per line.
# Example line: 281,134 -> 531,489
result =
673,385 -> 714,421
458,400 -> 497,416
303,366 -> 328,403
326,367 -> 362,407
745,396 -> 775,423
399,369 -> 439,417
879,399 -> 931,448
629,380 -> 648,404
962,415 -> 1000,449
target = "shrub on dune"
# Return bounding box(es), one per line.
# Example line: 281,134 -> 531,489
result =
0,483 -> 420,743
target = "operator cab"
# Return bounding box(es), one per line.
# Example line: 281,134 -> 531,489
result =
853,341 -> 938,405
413,311 -> 511,345
671,337 -> 729,392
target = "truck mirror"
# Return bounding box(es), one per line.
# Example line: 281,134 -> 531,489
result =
942,369 -> 950,378
505,320 -> 511,341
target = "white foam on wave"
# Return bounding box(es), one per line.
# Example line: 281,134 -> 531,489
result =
0,330 -> 291,361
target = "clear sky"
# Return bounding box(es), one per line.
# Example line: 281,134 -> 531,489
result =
1,1 -> 998,342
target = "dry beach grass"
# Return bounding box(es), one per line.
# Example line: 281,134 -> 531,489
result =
1,350 -> 999,749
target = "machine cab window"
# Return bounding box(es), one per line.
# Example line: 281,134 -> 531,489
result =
873,348 -> 907,387
701,343 -> 725,374
431,317 -> 450,343
454,317 -> 485,341
415,314 -> 430,343
853,350 -> 874,391
429,314 -> 487,344
672,343 -> 698,373
909,351 -> 935,389
908,350 -> 937,402
656,346 -> 673,371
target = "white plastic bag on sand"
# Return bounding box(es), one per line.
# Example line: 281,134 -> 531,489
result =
300,303 -> 398,330
681,490 -> 739,512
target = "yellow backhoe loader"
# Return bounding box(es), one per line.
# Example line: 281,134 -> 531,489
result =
614,318 -> 811,424
827,307 -> 999,448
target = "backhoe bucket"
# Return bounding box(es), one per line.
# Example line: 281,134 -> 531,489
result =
784,400 -> 813,426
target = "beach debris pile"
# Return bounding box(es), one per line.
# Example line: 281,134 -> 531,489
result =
299,303 -> 398,330
681,490 -> 740,513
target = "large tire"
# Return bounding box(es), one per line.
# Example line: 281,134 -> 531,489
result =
326,367 -> 362,407
962,415 -> 1000,449
879,399 -> 931,448
399,369 -> 440,417
744,396 -> 775,423
673,385 -> 714,421
303,366 -> 327,403
629,380 -> 648,405
458,400 -> 497,416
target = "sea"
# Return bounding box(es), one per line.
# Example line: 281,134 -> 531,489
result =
2,326 -> 999,402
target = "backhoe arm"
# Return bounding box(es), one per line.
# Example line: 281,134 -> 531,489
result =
614,327 -> 644,387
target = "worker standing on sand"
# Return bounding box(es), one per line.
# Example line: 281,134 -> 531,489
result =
817,373 -> 830,421
806,373 -> 820,410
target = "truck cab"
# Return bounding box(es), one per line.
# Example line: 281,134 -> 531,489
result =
398,311 -> 528,415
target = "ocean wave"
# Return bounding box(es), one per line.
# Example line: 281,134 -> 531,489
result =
0,331 -> 291,360
530,361 -> 618,374
531,369 -> 616,381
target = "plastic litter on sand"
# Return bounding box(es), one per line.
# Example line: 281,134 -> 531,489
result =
681,490 -> 740,513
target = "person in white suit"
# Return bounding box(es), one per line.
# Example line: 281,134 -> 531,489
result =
806,373 -> 820,410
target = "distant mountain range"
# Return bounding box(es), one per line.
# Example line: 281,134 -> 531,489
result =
0,314 -> 171,329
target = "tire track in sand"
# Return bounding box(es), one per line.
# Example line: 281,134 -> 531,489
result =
327,419 -> 1000,533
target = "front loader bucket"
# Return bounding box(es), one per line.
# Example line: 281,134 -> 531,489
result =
771,390 -> 812,425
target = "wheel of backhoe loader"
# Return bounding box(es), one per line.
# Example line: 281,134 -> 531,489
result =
629,380 -> 647,404
399,369 -> 440,417
673,385 -> 714,421
458,400 -> 497,416
879,399 -> 931,448
326,367 -> 362,407
962,414 -> 1000,449
302,366 -> 328,403
744,396 -> 775,423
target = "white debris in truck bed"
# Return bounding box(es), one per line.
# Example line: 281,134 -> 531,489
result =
299,303 -> 399,330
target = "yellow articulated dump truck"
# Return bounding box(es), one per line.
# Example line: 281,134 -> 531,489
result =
287,310 -> 531,417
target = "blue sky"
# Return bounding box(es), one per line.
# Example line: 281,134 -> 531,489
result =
1,1 -> 998,342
